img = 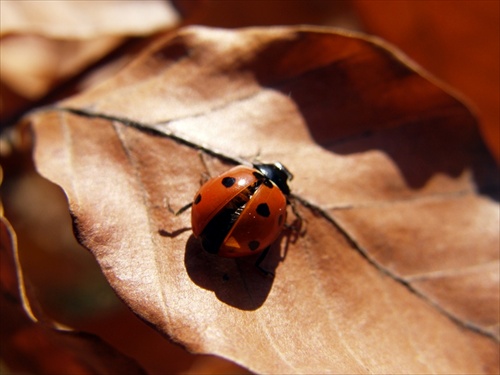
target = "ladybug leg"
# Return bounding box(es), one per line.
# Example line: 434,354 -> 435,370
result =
255,246 -> 274,277
166,152 -> 208,217
161,201 -> 191,237
287,198 -> 306,236
197,151 -> 212,184
166,199 -> 193,216
175,202 -> 192,216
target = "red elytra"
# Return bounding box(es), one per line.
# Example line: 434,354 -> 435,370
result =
191,163 -> 292,258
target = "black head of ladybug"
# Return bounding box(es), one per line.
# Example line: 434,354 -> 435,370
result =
253,162 -> 293,196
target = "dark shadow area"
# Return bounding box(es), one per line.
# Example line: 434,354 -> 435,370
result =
158,227 -> 192,238
183,235 -> 287,310
243,33 -> 498,201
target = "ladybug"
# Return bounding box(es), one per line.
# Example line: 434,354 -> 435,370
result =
190,162 -> 293,261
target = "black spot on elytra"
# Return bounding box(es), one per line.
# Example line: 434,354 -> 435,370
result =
194,194 -> 201,204
248,240 -> 260,251
256,203 -> 270,217
222,177 -> 236,188
200,183 -> 254,254
200,179 -> 266,255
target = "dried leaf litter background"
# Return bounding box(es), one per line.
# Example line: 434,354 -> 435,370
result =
29,26 -> 499,374
0,0 -> 181,122
0,217 -> 147,374
352,0 -> 500,163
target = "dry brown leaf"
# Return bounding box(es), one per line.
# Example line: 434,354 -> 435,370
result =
353,0 -> 500,163
0,0 -> 180,38
0,216 -> 147,375
0,35 -> 124,100
0,0 -> 185,121
29,26 -> 499,373
0,142 -> 245,374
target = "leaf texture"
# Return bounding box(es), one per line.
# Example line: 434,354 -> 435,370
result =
30,26 -> 499,374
